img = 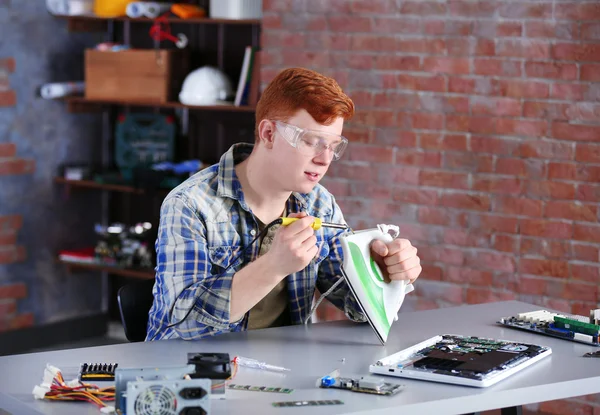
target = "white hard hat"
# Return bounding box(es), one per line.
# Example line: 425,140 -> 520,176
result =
179,66 -> 233,105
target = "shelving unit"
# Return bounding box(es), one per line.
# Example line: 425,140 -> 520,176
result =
52,4 -> 261,322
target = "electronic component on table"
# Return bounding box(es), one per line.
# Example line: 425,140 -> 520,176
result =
272,400 -> 343,407
127,378 -> 211,415
498,309 -> 600,346
583,350 -> 600,358
317,369 -> 404,396
227,384 -> 293,393
79,362 -> 118,381
370,334 -> 552,388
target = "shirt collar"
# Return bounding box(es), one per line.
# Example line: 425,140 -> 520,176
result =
216,143 -> 311,211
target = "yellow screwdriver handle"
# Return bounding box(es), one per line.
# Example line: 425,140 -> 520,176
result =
280,217 -> 322,230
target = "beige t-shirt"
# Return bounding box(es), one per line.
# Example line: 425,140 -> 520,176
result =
247,218 -> 290,330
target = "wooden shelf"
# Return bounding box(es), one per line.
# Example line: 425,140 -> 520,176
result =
60,259 -> 155,279
54,14 -> 261,25
63,96 -> 256,113
55,177 -> 144,194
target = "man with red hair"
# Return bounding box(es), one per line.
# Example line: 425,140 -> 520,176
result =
147,67 -> 421,341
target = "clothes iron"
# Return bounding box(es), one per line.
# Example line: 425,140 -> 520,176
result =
339,224 -> 414,345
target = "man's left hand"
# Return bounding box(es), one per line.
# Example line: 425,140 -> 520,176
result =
370,239 -> 421,284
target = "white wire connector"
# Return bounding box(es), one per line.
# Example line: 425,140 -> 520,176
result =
32,385 -> 50,400
100,406 -> 116,414
377,224 -> 400,239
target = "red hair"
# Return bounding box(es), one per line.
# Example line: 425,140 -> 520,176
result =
255,67 -> 354,140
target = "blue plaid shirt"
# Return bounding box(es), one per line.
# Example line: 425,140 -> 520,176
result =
146,143 -> 366,341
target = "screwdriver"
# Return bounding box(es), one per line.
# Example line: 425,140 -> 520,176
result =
280,217 -> 347,230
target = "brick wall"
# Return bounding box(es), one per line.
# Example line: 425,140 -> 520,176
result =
262,1 -> 600,413
0,2 -> 105,334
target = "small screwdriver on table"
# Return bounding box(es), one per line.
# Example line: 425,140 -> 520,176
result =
280,217 -> 347,230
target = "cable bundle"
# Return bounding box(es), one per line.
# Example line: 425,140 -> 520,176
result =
33,364 -> 115,413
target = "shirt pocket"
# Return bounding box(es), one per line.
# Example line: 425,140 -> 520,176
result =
207,245 -> 242,274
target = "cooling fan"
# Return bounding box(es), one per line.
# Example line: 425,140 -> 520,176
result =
127,379 -> 211,415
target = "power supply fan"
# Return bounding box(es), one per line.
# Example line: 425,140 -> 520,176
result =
133,384 -> 178,415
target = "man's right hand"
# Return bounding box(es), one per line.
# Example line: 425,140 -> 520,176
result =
266,212 -> 319,276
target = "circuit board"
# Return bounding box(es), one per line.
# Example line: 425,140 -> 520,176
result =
498,310 -> 600,347
318,371 -> 404,396
370,334 -> 552,388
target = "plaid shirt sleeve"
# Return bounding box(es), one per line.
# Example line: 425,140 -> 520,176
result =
146,195 -> 243,341
315,195 -> 367,323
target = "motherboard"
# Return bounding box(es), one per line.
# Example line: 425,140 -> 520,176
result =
498,309 -> 600,346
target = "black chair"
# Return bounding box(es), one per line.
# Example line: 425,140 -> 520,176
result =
117,279 -> 156,342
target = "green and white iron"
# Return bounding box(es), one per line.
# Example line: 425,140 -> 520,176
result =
340,224 -> 414,345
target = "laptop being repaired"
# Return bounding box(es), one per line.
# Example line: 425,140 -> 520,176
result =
369,334 -> 552,388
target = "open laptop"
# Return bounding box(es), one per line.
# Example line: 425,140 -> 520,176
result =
369,334 -> 552,388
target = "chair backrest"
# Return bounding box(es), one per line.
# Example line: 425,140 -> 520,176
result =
117,279 -> 156,342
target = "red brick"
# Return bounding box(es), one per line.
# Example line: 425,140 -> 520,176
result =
576,143 -> 600,163
443,153 -> 494,173
420,134 -> 467,151
577,184 -> 600,203
0,300 -> 16,317
418,246 -> 466,266
0,283 -> 27,299
492,234 -> 519,253
418,207 -> 451,226
498,22 -> 523,37
400,1 -> 447,15
350,182 -> 390,199
418,280 -> 465,304
469,213 -> 519,233
374,56 -> 421,71
410,113 -> 443,131
564,281 -> 598,303
423,57 -> 470,75
578,166 -> 600,183
444,38 -> 474,56
555,2 -> 600,21
398,74 -> 446,92
521,219 -> 573,239
0,143 -> 16,158
572,243 -> 599,262
393,187 -> 438,205
521,238 -> 570,259
471,136 -> 519,156
282,51 -> 329,68
519,258 -> 569,278
474,38 -> 495,56
448,0 -> 498,17
353,110 -> 395,127
349,145 -> 394,163
496,80 -> 549,99
349,0 -> 396,14
520,140 -> 573,160
350,34 -> 397,52
518,276 -> 547,296
545,201 -> 598,222
0,232 -> 17,246
527,181 -> 576,200
447,115 -> 496,134
552,122 -> 600,142
0,246 -> 26,264
373,92 -> 415,109
499,2 -> 553,19
386,166 -> 420,186
0,215 -> 22,232
581,64 -> 600,82
0,58 -> 15,73
327,16 -> 372,32
0,90 -> 16,107
553,43 -> 600,62
396,150 -> 441,167
372,17 -> 420,34
526,21 -> 579,40
573,303 -> 600,319
574,223 -> 600,244
439,192 -> 491,211
329,163 -> 375,181
494,196 -> 543,217
471,97 -> 522,117
474,58 -> 522,77
473,176 -> 521,195
548,162 -> 577,181
420,264 -> 443,281
337,199 -> 371,216
570,263 -> 600,283
466,287 -> 516,304
397,39 -> 446,54
497,158 -> 544,180
446,267 -> 494,286
323,179 -> 350,197
582,23 -> 600,40
8,313 -> 34,330
496,119 -> 547,138
523,102 -> 569,121
551,83 -> 588,101
496,40 -> 550,59
443,228 -> 490,247
525,62 -> 578,80
376,130 -> 417,148
419,171 -> 469,190
418,96 -> 469,114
